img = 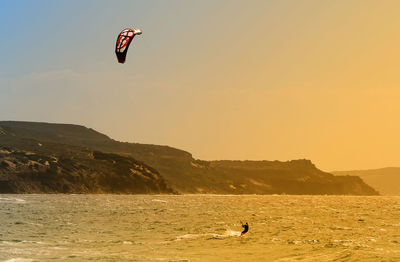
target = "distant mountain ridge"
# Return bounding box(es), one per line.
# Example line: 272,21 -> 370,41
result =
0,121 -> 378,195
332,168 -> 400,195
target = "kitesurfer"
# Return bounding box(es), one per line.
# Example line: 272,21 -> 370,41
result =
241,222 -> 249,236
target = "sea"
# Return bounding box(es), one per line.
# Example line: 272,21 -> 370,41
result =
1,194 -> 400,262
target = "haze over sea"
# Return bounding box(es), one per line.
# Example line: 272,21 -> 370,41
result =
1,195 -> 400,261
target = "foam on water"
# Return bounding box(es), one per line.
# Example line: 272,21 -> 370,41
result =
152,199 -> 167,203
175,233 -> 203,241
3,259 -> 33,262
0,197 -> 26,203
214,229 -> 241,238
176,229 -> 241,241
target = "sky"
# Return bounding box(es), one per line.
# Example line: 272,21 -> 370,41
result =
1,0 -> 400,171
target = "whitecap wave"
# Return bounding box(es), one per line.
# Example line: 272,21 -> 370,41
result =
0,197 -> 26,203
3,258 -> 33,262
152,199 -> 167,203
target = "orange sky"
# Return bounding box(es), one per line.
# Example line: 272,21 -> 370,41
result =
2,1 -> 400,171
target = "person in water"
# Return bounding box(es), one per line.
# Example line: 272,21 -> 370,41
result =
241,222 -> 249,236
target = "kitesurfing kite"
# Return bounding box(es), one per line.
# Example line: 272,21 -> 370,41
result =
115,28 -> 142,63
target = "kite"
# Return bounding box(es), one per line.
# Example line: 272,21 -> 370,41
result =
115,28 -> 142,63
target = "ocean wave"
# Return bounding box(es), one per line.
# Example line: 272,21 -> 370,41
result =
0,197 -> 26,203
152,199 -> 167,203
3,258 -> 33,262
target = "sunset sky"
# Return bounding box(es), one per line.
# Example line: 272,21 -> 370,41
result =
1,0 -> 400,171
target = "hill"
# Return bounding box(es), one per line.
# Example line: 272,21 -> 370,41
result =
0,121 -> 378,195
332,168 -> 400,195
0,123 -> 174,194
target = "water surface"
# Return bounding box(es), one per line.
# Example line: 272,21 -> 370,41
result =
1,195 -> 400,261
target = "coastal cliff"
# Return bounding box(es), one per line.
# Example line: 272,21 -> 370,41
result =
0,121 -> 378,195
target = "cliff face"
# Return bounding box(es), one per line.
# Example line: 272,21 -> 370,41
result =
205,160 -> 378,195
0,121 -> 378,195
0,134 -> 174,194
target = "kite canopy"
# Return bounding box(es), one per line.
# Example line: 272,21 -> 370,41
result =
115,28 -> 142,64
